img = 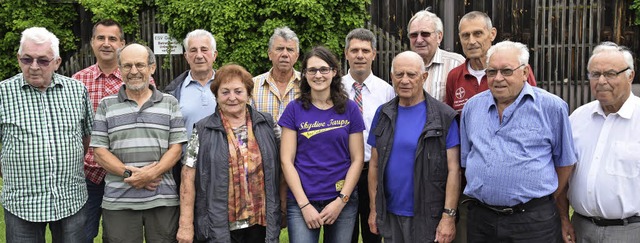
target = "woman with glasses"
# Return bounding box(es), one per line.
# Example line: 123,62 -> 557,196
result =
177,64 -> 281,243
279,46 -> 365,242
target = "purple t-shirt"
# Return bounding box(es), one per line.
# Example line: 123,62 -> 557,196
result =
279,99 -> 365,201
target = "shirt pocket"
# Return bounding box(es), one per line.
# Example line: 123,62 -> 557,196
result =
606,141 -> 640,178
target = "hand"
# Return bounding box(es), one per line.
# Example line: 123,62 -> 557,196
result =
124,162 -> 159,189
144,177 -> 162,191
176,225 -> 194,243
434,215 -> 455,243
301,204 -> 323,229
368,210 -> 378,235
560,217 -> 575,243
319,198 -> 346,225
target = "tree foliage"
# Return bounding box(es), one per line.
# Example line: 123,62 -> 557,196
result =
0,0 -> 77,80
155,0 -> 370,74
632,0 -> 640,25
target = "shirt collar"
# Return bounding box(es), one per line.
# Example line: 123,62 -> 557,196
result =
592,93 -> 638,119
90,64 -> 122,80
430,48 -> 444,65
261,68 -> 301,87
345,70 -> 375,88
183,70 -> 215,89
487,82 -> 536,111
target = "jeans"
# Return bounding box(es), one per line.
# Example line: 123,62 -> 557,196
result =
85,178 -> 105,243
5,203 -> 87,243
287,191 -> 358,243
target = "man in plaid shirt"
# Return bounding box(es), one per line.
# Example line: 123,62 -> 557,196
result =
1,27 -> 94,243
72,19 -> 154,243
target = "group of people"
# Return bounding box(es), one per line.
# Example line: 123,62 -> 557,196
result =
0,8 -> 638,243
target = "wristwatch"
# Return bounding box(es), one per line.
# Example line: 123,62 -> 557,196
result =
123,169 -> 132,178
338,193 -> 349,203
443,208 -> 457,217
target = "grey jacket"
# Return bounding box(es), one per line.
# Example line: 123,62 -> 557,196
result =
192,105 -> 281,242
371,92 -> 457,241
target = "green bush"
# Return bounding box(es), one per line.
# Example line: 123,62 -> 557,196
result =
0,0 -> 77,80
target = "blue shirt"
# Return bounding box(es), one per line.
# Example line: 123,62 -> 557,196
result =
460,83 -> 576,206
369,102 -> 460,216
180,71 -> 216,137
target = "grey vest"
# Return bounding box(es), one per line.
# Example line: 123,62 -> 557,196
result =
193,106 -> 280,242
372,92 -> 457,241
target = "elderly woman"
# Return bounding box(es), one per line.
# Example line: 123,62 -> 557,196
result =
279,46 -> 365,242
176,64 -> 281,243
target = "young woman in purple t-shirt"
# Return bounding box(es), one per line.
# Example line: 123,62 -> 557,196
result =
279,46 -> 365,242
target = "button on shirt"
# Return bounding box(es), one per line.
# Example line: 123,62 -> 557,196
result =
460,83 -> 576,206
180,71 -> 216,137
342,71 -> 395,162
0,73 -> 93,222
568,94 -> 640,219
251,69 -> 301,121
423,48 -> 464,102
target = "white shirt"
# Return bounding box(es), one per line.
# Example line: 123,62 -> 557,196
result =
568,94 -> 640,219
342,71 -> 396,162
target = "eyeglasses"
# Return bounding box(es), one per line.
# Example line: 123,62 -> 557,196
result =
392,71 -> 420,79
486,64 -> 525,77
587,67 -> 630,80
121,63 -> 149,72
304,67 -> 333,75
408,31 -> 435,39
19,57 -> 54,67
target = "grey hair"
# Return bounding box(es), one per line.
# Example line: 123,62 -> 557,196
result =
183,29 -> 216,51
117,43 -> 156,65
390,51 -> 426,74
407,8 -> 444,36
345,28 -> 376,51
268,26 -> 299,52
18,27 -> 60,58
459,11 -> 493,31
486,41 -> 529,67
588,41 -> 634,78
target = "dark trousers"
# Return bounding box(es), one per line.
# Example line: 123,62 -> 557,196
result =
230,225 -> 267,243
467,197 -> 562,243
84,178 -> 105,243
351,164 -> 381,243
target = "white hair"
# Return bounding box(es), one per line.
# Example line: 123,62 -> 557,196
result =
486,40 -> 529,66
588,41 -> 634,78
183,29 -> 216,51
18,27 -> 60,58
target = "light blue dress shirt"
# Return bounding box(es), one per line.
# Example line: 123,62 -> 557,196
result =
180,71 -> 216,137
460,83 -> 576,206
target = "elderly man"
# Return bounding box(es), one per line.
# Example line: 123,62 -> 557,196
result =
251,26 -> 301,121
566,42 -> 640,243
72,19 -> 130,243
342,28 -> 395,243
165,29 -> 217,187
460,41 -> 576,242
407,9 -> 464,101
91,43 -> 187,242
445,11 -> 537,114
368,51 -> 460,243
1,27 -> 93,242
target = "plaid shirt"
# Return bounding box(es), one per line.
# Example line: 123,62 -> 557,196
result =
0,73 -> 93,222
250,69 -> 301,121
72,64 -> 155,184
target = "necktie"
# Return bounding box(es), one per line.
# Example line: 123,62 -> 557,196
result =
353,82 -> 364,113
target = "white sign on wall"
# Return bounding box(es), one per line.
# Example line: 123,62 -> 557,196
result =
153,33 -> 183,55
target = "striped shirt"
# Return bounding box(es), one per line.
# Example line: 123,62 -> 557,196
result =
90,85 -> 187,210
251,69 -> 301,121
72,64 -> 156,184
0,73 -> 93,222
423,48 -> 465,102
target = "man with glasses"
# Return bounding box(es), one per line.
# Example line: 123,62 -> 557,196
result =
564,42 -> 640,242
341,28 -> 395,243
368,51 -> 460,243
1,27 -> 94,242
91,43 -> 187,242
407,9 -> 464,102
72,19 -> 155,243
459,41 -> 576,242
